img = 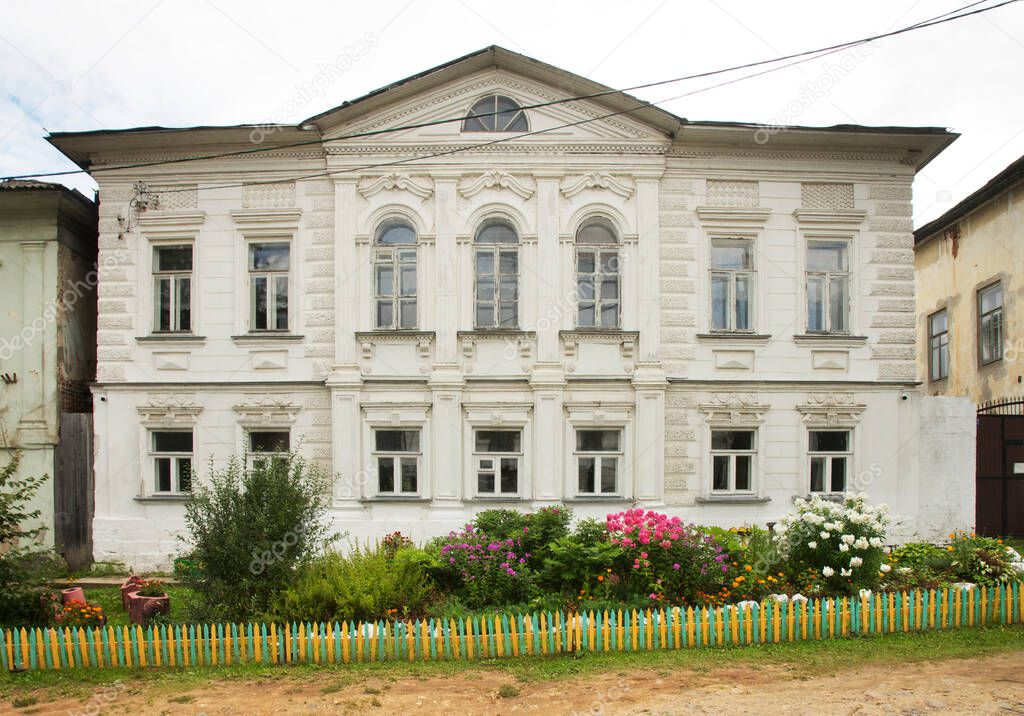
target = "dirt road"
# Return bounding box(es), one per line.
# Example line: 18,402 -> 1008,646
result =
10,651 -> 1024,715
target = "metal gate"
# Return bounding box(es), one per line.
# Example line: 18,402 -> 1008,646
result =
976,398 -> 1024,537
53,412 -> 94,570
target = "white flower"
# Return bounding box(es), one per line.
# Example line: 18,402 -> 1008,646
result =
820,531 -> 830,540
822,566 -> 835,577
859,589 -> 872,599
841,534 -> 856,545
879,564 -> 892,573
807,541 -> 817,550
869,537 -> 883,548
840,568 -> 852,577
850,556 -> 863,568
839,543 -> 850,553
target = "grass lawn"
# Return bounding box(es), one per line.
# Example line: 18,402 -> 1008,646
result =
1,623 -> 1022,705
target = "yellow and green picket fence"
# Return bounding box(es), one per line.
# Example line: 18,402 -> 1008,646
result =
3,583 -> 1022,672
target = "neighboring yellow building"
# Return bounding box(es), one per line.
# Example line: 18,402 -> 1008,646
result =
914,155 -> 1023,404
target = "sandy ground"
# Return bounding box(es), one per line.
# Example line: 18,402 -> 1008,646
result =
7,651 -> 1024,715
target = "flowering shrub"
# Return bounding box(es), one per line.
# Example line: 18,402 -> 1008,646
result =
606,509 -> 729,605
434,524 -> 533,608
777,494 -> 888,594
55,600 -> 106,628
472,507 -> 572,571
947,531 -> 1017,586
136,579 -> 168,598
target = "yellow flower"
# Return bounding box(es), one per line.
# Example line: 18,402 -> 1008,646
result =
947,546 -> 954,552
745,565 -> 752,572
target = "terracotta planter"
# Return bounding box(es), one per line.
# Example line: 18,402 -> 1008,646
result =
61,587 -> 86,605
120,576 -> 145,609
126,592 -> 170,625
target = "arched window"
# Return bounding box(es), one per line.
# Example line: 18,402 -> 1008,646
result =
462,95 -> 529,132
474,218 -> 519,328
575,218 -> 620,328
374,218 -> 417,329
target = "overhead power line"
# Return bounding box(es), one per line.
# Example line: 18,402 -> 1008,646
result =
1,0 -> 1016,184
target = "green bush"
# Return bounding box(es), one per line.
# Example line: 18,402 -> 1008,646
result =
0,451 -> 66,627
429,524 -> 534,608
471,506 -> 573,571
179,453 -> 335,621
948,531 -> 1016,586
888,542 -> 952,572
538,518 -> 621,594
271,543 -> 435,623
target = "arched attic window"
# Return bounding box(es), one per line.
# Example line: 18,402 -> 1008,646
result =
462,95 -> 529,132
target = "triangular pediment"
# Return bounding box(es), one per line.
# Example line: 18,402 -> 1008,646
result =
305,46 -> 678,147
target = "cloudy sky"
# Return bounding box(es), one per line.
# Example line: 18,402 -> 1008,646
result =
1,0 -> 1022,226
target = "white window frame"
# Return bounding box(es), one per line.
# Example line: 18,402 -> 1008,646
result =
248,241 -> 291,332
150,430 -> 194,495
473,219 -> 520,329
372,428 -> 421,496
152,243 -> 194,333
564,403 -> 634,500
574,428 -> 623,496
575,219 -> 621,329
373,220 -> 418,330
929,308 -> 949,381
463,404 -> 531,500
709,237 -> 755,333
245,429 -> 291,471
977,281 -> 1003,366
709,428 -> 757,494
807,429 -> 852,495
472,429 -> 523,497
805,238 -> 851,334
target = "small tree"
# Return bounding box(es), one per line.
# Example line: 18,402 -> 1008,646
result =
0,451 -> 63,626
180,453 -> 336,621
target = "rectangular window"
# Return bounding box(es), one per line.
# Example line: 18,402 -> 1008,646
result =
710,430 -> 755,493
249,242 -> 290,331
374,247 -> 417,329
978,282 -> 1003,365
575,429 -> 621,495
475,248 -> 519,328
808,430 -> 850,494
247,430 -> 290,470
710,239 -> 754,331
806,241 -> 849,333
153,245 -> 192,332
151,431 -> 193,494
374,429 -> 420,495
473,429 -> 521,496
929,309 -> 949,381
576,249 -> 620,328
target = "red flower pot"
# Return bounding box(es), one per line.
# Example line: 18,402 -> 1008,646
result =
127,592 -> 170,625
61,587 -> 86,605
120,576 -> 145,609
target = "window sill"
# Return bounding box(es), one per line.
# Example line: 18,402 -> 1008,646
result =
793,493 -> 845,503
136,334 -> 206,345
458,329 -> 537,340
464,496 -> 530,502
354,330 -> 435,343
564,495 -> 631,503
231,333 -> 305,345
793,334 -> 867,347
134,495 -> 191,503
560,329 -> 639,343
695,333 -> 771,345
696,495 -> 771,505
359,496 -> 431,504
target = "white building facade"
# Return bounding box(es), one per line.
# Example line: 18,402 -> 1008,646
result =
49,48 -> 975,568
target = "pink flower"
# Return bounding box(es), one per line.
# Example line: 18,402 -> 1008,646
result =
672,563 -> 680,570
